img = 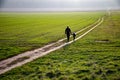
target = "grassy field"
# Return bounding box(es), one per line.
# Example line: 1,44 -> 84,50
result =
0,11 -> 120,80
0,12 -> 104,60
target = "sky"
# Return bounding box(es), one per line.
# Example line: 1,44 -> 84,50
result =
0,0 -> 120,11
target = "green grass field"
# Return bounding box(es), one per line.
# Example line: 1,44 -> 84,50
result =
0,12 -> 104,60
0,11 -> 120,80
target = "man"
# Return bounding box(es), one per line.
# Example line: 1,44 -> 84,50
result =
65,26 -> 71,42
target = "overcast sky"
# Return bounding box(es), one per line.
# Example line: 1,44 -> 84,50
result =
0,0 -> 120,11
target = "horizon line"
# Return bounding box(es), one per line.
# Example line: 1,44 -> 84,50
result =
0,8 -> 120,12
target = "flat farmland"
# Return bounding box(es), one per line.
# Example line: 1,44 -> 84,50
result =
0,11 -> 120,80
0,12 -> 103,60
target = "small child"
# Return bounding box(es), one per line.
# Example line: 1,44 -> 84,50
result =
72,32 -> 76,40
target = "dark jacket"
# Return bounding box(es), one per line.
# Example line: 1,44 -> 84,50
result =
65,27 -> 71,36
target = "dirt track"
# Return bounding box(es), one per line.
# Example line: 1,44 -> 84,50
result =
0,17 -> 104,75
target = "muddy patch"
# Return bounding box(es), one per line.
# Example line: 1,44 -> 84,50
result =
7,56 -> 29,67
95,39 -> 110,43
0,66 -> 6,70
